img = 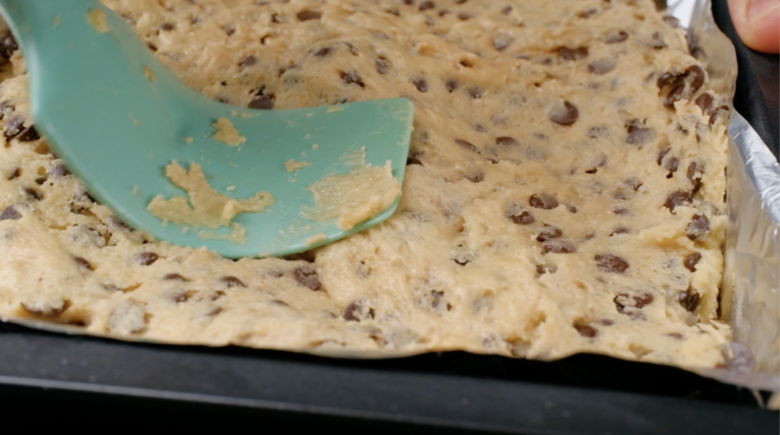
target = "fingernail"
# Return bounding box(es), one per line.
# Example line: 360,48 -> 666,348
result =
747,0 -> 779,22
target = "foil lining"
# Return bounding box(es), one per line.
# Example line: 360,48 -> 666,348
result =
668,0 -> 780,398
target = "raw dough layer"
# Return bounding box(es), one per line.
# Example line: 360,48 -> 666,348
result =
0,0 -> 732,367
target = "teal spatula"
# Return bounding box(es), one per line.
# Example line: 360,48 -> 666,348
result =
0,0 -> 414,258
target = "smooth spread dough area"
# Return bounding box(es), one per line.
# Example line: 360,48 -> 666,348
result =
0,0 -> 733,368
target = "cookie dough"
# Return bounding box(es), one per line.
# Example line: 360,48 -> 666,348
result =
147,161 -> 274,236
211,116 -> 246,146
0,0 -> 732,368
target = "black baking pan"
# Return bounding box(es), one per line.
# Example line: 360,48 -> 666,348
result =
0,0 -> 777,433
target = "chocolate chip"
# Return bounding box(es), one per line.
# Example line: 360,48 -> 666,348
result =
543,240 -> 577,254
663,84 -> 684,108
578,8 -> 598,18
340,70 -> 365,88
634,293 -> 653,308
536,225 -> 562,242
662,15 -> 681,27
160,22 -> 175,31
219,276 -> 246,288
656,147 -> 671,165
25,187 -> 42,201
407,155 -> 423,166
472,123 -> 487,133
297,10 -> 322,21
695,93 -> 713,113
17,126 -> 39,142
467,87 -> 483,99
613,207 -> 630,216
556,46 -> 588,60
224,25 -> 236,35
625,177 -> 642,191
172,292 -> 189,303
413,77 -> 428,92
248,94 -> 275,110
375,56 -> 391,74
465,171 -> 484,183
74,256 -> 94,271
568,205 -> 577,213
679,289 -> 700,312
686,65 -> 705,93
549,101 -> 579,125
610,226 -> 629,236
495,136 -> 519,147
4,115 -> 25,139
665,156 -> 679,178
343,300 -> 375,321
604,30 -> 628,44
312,47 -> 333,58
687,213 -> 710,240
452,255 -> 470,266
684,252 -> 702,272
136,252 -> 158,266
664,190 -> 692,213
457,12 -> 472,20
626,120 -> 654,146
588,58 -> 615,75
596,254 -> 629,273
341,42 -> 359,56
506,207 -> 534,225
501,5 -> 512,14
454,138 -> 480,153
445,79 -> 460,92
529,193 -> 558,210
294,266 -> 321,290
239,55 -> 257,69
419,1 -> 434,11
709,105 -> 729,124
687,161 -> 703,193
163,273 -> 188,281
0,204 -> 22,220
0,32 -> 17,59
656,72 -> 678,89
574,323 -> 597,337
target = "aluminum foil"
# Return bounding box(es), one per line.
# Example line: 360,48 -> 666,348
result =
667,0 -> 780,401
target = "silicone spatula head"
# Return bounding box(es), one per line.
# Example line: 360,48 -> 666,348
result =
0,0 -> 414,258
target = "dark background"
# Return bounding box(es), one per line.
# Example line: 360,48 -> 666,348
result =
0,0 -> 777,433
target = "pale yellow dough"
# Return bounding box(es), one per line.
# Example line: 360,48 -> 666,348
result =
147,161 -> 274,229
285,159 -> 311,172
86,9 -> 109,34
211,116 -> 246,146
305,162 -> 401,230
0,0 -> 733,368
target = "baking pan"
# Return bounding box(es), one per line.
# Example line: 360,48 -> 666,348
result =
0,0 -> 778,433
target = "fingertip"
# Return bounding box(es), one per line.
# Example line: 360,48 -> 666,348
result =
729,0 -> 780,54
744,6 -> 780,53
